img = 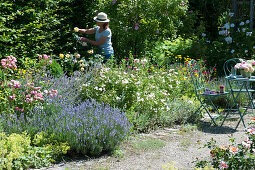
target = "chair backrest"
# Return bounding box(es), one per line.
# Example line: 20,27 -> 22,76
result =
188,60 -> 207,94
223,58 -> 242,77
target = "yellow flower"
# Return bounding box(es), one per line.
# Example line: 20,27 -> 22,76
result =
79,60 -> 84,63
74,27 -> 79,32
59,54 -> 64,59
87,50 -> 94,54
66,54 -> 70,58
81,67 -> 84,71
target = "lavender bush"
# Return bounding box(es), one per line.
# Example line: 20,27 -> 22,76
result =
1,97 -> 131,156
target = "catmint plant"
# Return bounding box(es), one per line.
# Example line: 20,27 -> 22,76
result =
1,97 -> 131,156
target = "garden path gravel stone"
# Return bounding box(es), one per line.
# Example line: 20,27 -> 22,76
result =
39,113 -> 254,170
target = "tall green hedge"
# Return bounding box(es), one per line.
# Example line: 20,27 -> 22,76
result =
0,0 -> 95,61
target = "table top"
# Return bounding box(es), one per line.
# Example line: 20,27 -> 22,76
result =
225,75 -> 255,82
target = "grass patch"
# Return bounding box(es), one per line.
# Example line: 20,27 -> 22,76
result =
179,124 -> 198,134
132,137 -> 166,151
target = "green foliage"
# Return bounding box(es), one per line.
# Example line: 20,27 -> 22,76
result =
0,131 -> 70,169
80,57 -> 199,131
188,0 -> 232,39
95,0 -> 189,58
147,36 -> 207,67
132,138 -> 165,151
0,0 -> 96,59
47,59 -> 64,77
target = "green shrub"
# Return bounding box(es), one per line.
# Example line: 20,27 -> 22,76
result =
0,131 -> 70,169
147,36 -> 208,67
95,0 -> 189,58
80,57 -> 199,131
0,0 -> 96,59
47,59 -> 64,77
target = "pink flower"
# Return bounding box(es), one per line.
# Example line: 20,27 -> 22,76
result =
19,109 -> 24,112
43,90 -> 48,94
38,55 -> 42,59
247,128 -> 255,134
135,23 -> 139,30
49,60 -> 52,64
229,146 -> 238,154
219,161 -> 229,169
43,54 -> 48,60
34,87 -> 41,90
58,95 -> 62,99
15,107 -> 19,110
50,94 -> 54,98
8,83 -> 12,87
242,141 -> 251,149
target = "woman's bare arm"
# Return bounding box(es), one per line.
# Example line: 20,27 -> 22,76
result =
79,36 -> 107,46
78,28 -> 95,34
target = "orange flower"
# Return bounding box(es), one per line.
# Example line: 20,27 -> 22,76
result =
229,146 -> 238,154
221,145 -> 227,151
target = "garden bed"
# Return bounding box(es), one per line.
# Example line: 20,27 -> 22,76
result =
41,114 -> 253,170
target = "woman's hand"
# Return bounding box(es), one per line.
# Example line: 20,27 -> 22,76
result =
79,37 -> 88,42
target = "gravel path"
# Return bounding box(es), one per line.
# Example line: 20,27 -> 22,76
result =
40,114 -> 254,170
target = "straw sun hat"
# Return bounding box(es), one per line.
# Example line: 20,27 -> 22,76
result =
94,12 -> 110,22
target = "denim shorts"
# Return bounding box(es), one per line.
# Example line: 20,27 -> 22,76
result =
103,53 -> 114,63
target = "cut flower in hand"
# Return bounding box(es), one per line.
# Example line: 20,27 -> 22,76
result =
74,27 -> 79,32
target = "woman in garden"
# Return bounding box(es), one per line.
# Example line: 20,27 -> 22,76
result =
76,12 -> 114,63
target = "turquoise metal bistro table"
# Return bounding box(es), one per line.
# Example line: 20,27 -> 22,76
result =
225,75 -> 255,129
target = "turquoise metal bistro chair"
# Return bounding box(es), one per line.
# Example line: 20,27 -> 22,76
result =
223,58 -> 255,128
189,60 -> 229,126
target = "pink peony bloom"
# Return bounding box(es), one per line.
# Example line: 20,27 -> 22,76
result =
43,54 -> 48,60
15,107 -> 19,110
34,87 -> 41,90
219,161 -> 229,169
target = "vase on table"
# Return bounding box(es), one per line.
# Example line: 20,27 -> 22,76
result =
240,69 -> 251,78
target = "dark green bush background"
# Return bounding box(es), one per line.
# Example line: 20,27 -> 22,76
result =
1,0 -> 252,71
0,0 -> 96,62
